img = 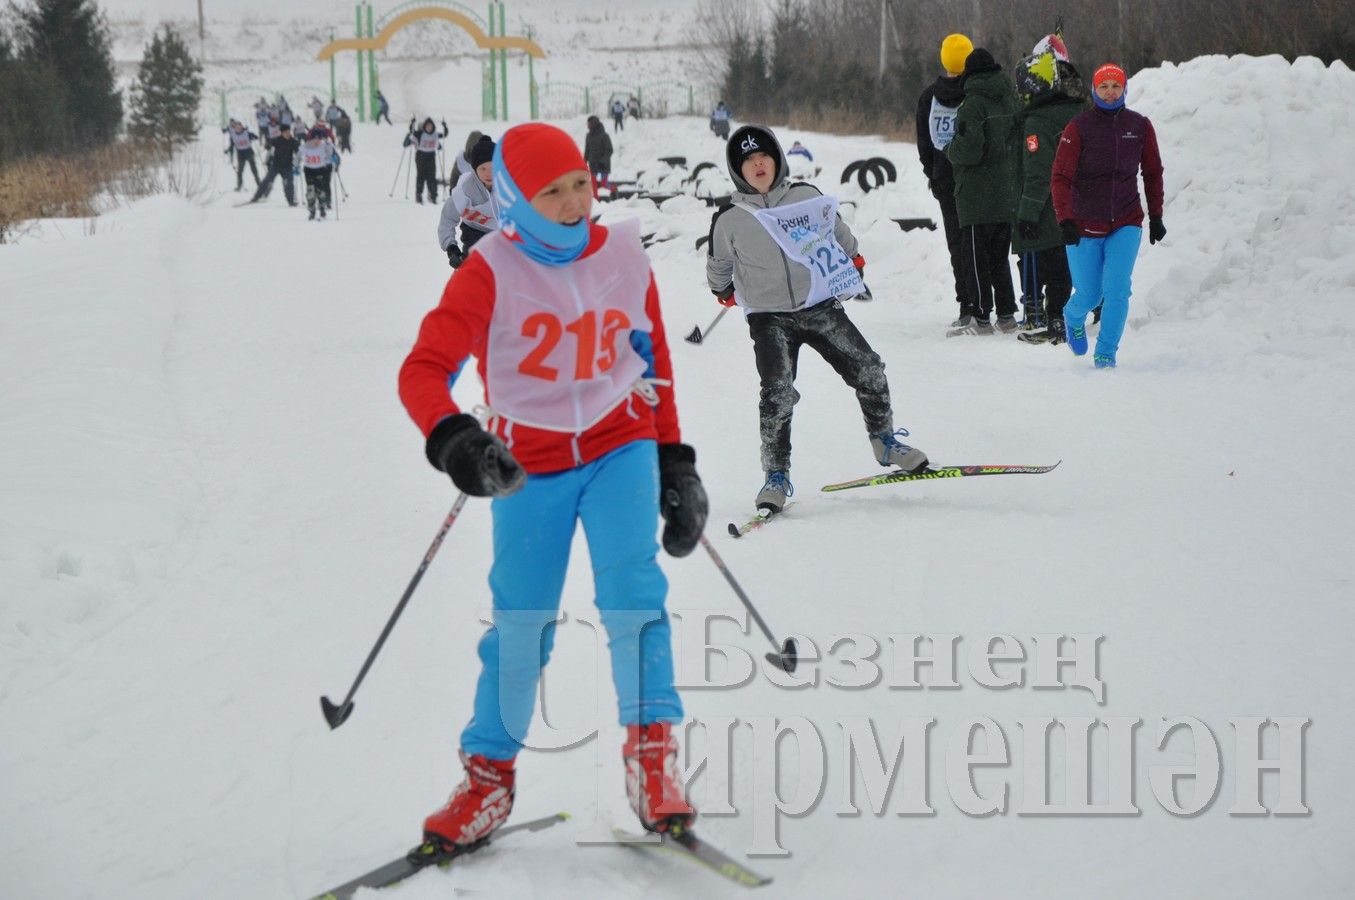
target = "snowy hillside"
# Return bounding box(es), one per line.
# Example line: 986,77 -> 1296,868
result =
3,52 -> 1355,899
108,0 -> 712,120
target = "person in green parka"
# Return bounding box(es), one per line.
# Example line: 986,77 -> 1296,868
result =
944,47 -> 1020,337
1012,58 -> 1091,343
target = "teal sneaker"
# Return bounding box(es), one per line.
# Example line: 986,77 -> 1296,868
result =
1093,354 -> 1117,369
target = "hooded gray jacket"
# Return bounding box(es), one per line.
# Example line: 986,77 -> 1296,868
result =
705,127 -> 859,314
437,170 -> 499,251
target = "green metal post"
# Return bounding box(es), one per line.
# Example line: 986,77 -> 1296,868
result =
584,86 -> 590,116
636,86 -> 642,117
688,84 -> 694,115
527,28 -> 536,119
498,1 -> 507,120
487,1 -> 497,120
329,29 -> 337,102
366,3 -> 377,118
219,89 -> 227,128
356,3 -> 365,121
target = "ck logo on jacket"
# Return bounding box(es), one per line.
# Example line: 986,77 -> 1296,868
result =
740,135 -> 760,152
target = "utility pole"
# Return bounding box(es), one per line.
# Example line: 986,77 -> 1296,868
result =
878,0 -> 888,81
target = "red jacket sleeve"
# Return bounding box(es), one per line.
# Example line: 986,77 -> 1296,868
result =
642,272 -> 682,445
1140,118 -> 1165,218
398,254 -> 495,437
1050,119 -> 1082,224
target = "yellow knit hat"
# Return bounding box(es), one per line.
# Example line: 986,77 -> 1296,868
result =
940,33 -> 974,76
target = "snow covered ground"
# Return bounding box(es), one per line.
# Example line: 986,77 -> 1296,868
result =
3,51 -> 1355,899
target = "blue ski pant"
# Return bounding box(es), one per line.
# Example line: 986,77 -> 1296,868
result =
1064,225 -> 1142,359
461,439 -> 683,760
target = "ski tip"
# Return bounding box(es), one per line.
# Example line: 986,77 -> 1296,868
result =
727,522 -> 742,538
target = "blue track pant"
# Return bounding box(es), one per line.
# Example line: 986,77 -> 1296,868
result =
1064,225 -> 1142,359
461,439 -> 683,760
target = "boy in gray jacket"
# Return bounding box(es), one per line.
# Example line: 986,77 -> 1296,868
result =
437,135 -> 498,267
706,125 -> 928,513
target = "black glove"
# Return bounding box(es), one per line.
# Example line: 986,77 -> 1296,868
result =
1018,219 -> 1039,241
425,414 -> 526,497
1060,220 -> 1081,246
447,245 -> 465,268
658,443 -> 707,557
1149,216 -> 1167,245
713,284 -> 736,307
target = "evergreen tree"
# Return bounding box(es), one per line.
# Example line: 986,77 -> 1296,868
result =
127,25 -> 203,142
15,0 -> 121,145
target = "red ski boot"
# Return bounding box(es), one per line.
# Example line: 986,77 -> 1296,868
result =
623,722 -> 696,833
422,751 -> 516,850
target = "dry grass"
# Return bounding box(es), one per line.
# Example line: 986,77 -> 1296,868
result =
0,140 -> 212,244
783,107 -> 917,143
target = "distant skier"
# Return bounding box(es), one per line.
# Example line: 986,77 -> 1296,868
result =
610,98 -> 625,133
324,100 -> 343,130
626,95 -> 640,120
223,119 -> 261,191
438,135 -> 498,266
404,117 -> 449,204
705,124 -> 928,513
308,96 -> 324,121
1052,62 -> 1166,368
583,115 -> 613,196
709,100 -> 731,140
453,130 -> 483,183
787,140 -> 813,162
375,90 -> 393,125
299,125 -> 339,221
335,112 -> 353,154
399,121 -> 707,851
250,122 -> 300,206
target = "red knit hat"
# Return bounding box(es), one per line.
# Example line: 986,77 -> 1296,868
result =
1093,63 -> 1127,88
497,123 -> 588,201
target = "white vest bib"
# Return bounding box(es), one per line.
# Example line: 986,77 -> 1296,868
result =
736,195 -> 863,307
929,96 -> 960,150
452,175 -> 499,231
476,220 -> 653,432
300,143 -> 332,169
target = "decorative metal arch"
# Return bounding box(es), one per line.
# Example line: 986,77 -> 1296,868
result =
316,5 -> 544,61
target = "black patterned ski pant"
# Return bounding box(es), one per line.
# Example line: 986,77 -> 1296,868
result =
747,300 -> 892,473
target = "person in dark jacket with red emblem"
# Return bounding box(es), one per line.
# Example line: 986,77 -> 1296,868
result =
1051,62 -> 1165,368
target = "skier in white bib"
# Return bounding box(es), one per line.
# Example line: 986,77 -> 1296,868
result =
705,125 -> 929,513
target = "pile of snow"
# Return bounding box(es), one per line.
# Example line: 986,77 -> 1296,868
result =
2,53 -> 1354,899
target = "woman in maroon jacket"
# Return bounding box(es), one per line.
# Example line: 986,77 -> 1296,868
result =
1051,63 -> 1165,368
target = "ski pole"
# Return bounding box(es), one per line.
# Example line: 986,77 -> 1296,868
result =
405,149 -> 413,199
697,534 -> 798,673
335,168 -> 349,200
685,306 -> 730,345
320,493 -> 470,729
388,146 -> 408,197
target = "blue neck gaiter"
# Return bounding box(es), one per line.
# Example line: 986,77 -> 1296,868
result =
1093,86 -> 1127,111
492,146 -> 589,267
